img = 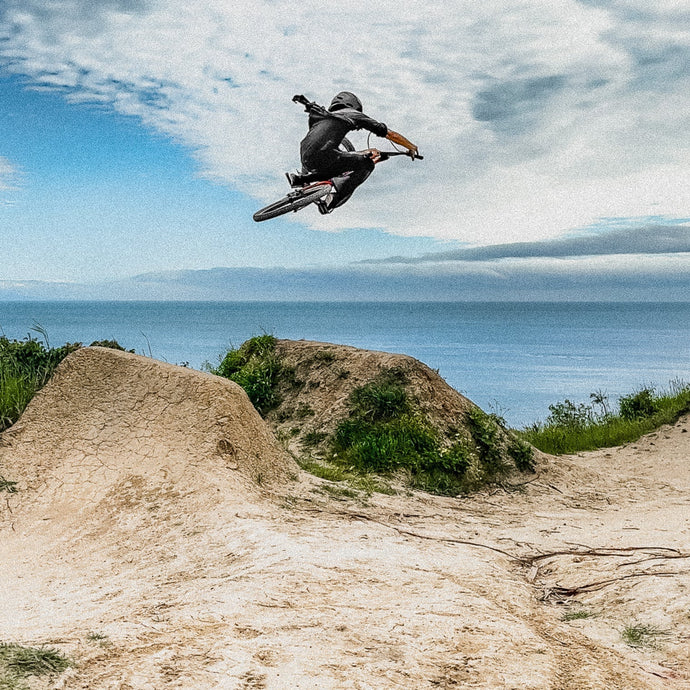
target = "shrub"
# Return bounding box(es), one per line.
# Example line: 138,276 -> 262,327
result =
507,437 -> 536,473
466,407 -> 509,475
349,380 -> 409,422
89,339 -> 134,352
0,336 -> 80,384
212,335 -> 285,415
0,336 -> 80,432
325,371 -> 528,496
545,399 -> 593,429
522,380 -> 690,455
619,387 -> 659,420
332,413 -> 439,473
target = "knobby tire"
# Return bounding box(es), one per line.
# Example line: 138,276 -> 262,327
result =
253,185 -> 331,222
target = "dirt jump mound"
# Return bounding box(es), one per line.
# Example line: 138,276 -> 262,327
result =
1,346 -> 296,523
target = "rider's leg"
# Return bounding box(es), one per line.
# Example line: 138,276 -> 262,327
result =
329,156 -> 375,209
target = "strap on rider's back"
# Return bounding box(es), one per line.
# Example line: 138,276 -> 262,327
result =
292,94 -> 356,127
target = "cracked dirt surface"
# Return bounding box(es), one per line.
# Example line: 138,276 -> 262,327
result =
0,348 -> 688,688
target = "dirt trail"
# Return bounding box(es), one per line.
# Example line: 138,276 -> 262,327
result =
1,349 -> 688,688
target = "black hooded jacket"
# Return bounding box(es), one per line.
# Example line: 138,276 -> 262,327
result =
300,107 -> 388,172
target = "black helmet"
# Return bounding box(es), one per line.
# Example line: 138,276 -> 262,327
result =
329,91 -> 363,112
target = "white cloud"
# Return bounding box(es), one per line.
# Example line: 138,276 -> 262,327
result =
1,0 -> 688,243
0,156 -> 19,192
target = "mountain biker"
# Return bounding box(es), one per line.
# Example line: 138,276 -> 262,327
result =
288,91 -> 418,214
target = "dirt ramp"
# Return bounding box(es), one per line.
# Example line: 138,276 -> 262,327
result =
1,347 -> 296,519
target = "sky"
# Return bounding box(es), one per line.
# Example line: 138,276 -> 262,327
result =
0,0 -> 689,299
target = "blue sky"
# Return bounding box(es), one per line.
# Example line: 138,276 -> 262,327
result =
0,0 -> 688,299
0,74 -> 449,282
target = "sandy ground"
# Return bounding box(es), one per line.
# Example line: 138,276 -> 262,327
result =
1,349 -> 688,689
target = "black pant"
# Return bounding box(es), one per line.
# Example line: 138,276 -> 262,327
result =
301,150 -> 375,208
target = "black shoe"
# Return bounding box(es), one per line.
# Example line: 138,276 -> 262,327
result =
316,193 -> 335,215
285,172 -> 301,187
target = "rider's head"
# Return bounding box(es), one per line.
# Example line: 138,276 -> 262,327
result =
329,91 -> 363,112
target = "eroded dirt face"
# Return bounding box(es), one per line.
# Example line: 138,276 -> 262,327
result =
1,348 -> 688,688
268,339 -> 478,457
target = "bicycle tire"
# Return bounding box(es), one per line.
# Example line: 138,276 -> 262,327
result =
252,184 -> 331,222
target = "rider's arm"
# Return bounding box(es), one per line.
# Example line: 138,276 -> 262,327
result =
350,111 -> 388,138
386,130 -> 419,157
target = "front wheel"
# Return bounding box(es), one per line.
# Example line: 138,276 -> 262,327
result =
252,184 -> 331,222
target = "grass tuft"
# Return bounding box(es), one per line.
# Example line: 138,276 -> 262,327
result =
561,609 -> 596,621
0,643 -> 71,689
297,457 -> 396,496
0,477 -> 17,494
621,623 -> 670,648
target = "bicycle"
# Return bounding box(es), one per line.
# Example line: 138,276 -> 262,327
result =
252,96 -> 423,222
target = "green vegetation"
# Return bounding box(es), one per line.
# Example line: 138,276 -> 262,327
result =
86,632 -> 111,647
620,623 -> 670,648
313,350 -> 337,363
561,609 -> 597,621
0,334 -> 133,434
210,335 -> 289,415
211,342 -> 535,497
0,643 -> 71,690
521,381 -> 690,455
0,477 -> 17,494
322,369 -> 531,496
297,456 -> 397,496
0,335 -> 81,432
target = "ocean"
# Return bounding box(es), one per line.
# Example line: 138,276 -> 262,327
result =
1,301 -> 688,428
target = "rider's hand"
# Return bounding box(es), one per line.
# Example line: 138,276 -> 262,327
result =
364,148 -> 382,163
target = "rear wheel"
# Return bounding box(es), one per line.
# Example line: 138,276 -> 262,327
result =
252,184 -> 331,222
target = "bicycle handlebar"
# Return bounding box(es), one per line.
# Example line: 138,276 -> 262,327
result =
377,150 -> 424,161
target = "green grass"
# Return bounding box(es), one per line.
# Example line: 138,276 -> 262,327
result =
0,365 -> 37,434
0,477 -> 17,494
86,632 -> 111,647
561,609 -> 597,621
297,457 -> 397,496
0,334 -> 132,434
209,335 -> 289,416
325,370 -> 531,496
0,336 -> 82,432
520,381 -> 690,455
210,343 -> 532,496
621,623 -> 670,648
0,643 -> 71,690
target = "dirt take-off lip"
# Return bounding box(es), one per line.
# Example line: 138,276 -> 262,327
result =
0,346 -> 689,689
